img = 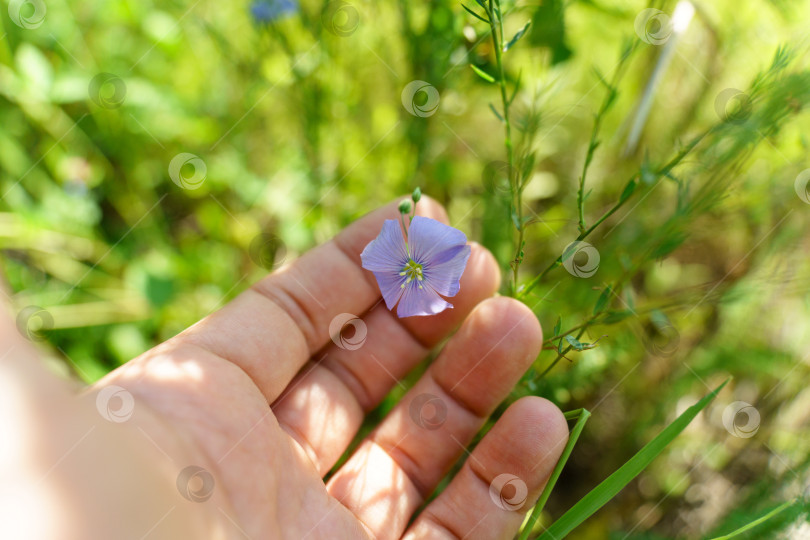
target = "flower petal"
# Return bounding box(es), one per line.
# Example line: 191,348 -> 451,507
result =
423,243 -> 471,297
360,219 -> 409,273
408,216 -> 468,267
372,270 -> 406,311
396,281 -> 452,318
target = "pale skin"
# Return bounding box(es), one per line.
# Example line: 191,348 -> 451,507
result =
0,197 -> 568,540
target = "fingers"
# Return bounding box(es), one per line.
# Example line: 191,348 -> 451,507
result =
161,196 -> 448,404
271,244 -> 500,474
326,297 -> 543,540
403,397 -> 569,540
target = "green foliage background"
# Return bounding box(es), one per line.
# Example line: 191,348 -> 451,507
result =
1,0 -> 809,537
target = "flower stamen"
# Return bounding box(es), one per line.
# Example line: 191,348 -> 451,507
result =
399,259 -> 424,289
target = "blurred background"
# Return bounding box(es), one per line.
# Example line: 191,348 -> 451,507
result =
1,0 -> 809,537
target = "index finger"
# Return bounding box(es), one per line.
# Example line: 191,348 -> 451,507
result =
162,196 -> 450,403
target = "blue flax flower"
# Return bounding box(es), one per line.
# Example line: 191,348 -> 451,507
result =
361,216 -> 471,318
250,0 -> 298,23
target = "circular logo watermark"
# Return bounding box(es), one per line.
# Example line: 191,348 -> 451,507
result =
643,323 -> 680,357
634,9 -> 672,45
176,465 -> 215,502
714,88 -> 752,124
8,0 -> 46,29
249,233 -> 287,269
489,473 -> 528,511
561,241 -> 600,278
329,313 -> 367,350
482,160 -> 511,196
408,393 -> 447,430
401,80 -> 440,118
96,385 -> 135,423
321,1 -> 360,37
794,169 -> 810,204
168,153 -> 207,190
722,401 -> 760,438
88,73 -> 127,109
16,305 -> 53,342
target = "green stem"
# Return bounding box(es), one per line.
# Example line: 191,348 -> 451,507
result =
518,409 -> 591,540
520,126 -> 713,301
486,0 -> 520,296
538,325 -> 590,379
520,191 -> 631,300
576,42 -> 637,234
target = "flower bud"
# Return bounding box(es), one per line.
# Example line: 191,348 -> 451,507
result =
398,199 -> 412,214
411,187 -> 422,203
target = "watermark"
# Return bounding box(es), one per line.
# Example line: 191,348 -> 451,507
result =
176,465 -> 215,502
794,169 -> 810,204
321,1 -> 359,37
714,88 -> 752,124
634,9 -> 672,45
561,241 -> 600,278
88,73 -> 127,109
8,0 -> 46,29
249,233 -> 287,269
329,313 -> 367,350
722,401 -> 760,438
642,323 -> 680,357
482,160 -> 510,196
489,473 -> 528,511
408,393 -> 447,430
168,153 -> 207,190
16,305 -> 53,342
96,385 -> 135,423
401,80 -> 440,118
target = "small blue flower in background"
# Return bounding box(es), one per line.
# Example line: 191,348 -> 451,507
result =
361,216 -> 471,318
250,0 -> 298,23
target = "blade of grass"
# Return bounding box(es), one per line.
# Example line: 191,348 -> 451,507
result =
518,408 -> 591,540
708,498 -> 799,540
535,379 -> 729,540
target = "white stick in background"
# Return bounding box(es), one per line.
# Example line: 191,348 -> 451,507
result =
624,1 -> 696,156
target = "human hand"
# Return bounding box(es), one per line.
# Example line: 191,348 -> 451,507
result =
1,197 -> 568,540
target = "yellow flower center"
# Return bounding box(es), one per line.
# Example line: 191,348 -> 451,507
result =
399,259 -> 424,289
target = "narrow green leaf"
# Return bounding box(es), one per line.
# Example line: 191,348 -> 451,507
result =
625,289 -> 635,311
509,70 -> 523,105
461,3 -> 489,23
489,103 -> 504,122
619,177 -> 637,203
521,152 -> 535,180
519,409 -> 591,540
537,380 -> 729,540
553,316 -> 561,338
470,64 -> 496,83
564,334 -> 583,350
592,65 -> 612,92
504,21 -> 531,52
557,338 -> 565,355
594,286 -> 612,315
511,207 -> 521,231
